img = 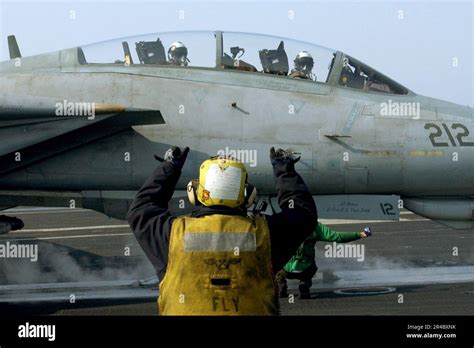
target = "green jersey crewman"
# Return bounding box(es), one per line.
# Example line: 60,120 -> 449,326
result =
276,223 -> 372,299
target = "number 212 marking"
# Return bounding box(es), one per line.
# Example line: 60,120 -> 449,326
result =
424,123 -> 474,147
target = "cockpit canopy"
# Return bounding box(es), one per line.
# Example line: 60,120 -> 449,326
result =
79,30 -> 408,95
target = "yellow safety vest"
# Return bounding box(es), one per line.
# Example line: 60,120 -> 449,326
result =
158,214 -> 279,315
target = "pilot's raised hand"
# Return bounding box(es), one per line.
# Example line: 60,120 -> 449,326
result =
155,146 -> 190,169
360,227 -> 372,238
270,147 -> 301,166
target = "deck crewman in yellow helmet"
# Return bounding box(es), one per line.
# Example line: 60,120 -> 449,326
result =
127,146 -> 317,315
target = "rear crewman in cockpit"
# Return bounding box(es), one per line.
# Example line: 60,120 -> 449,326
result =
168,41 -> 190,66
340,58 -> 355,87
289,51 -> 316,80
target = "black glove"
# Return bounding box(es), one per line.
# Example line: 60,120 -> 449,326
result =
270,147 -> 301,166
155,146 -> 189,169
0,215 -> 24,231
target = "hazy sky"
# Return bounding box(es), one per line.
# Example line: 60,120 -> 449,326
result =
1,0 -> 472,106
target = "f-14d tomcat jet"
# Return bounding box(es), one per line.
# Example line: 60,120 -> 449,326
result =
0,31 -> 473,234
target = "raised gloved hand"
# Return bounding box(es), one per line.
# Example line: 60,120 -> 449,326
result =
270,147 -> 301,166
361,227 -> 372,238
154,146 -> 189,169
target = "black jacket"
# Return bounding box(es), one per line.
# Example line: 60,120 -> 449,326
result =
127,160 -> 317,280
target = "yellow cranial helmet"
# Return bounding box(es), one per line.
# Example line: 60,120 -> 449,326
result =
196,156 -> 248,208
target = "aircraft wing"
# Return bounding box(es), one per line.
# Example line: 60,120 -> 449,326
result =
0,95 -> 164,176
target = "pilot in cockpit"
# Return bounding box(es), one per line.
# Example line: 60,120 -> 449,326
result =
168,41 -> 190,66
289,51 -> 316,80
340,57 -> 355,87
